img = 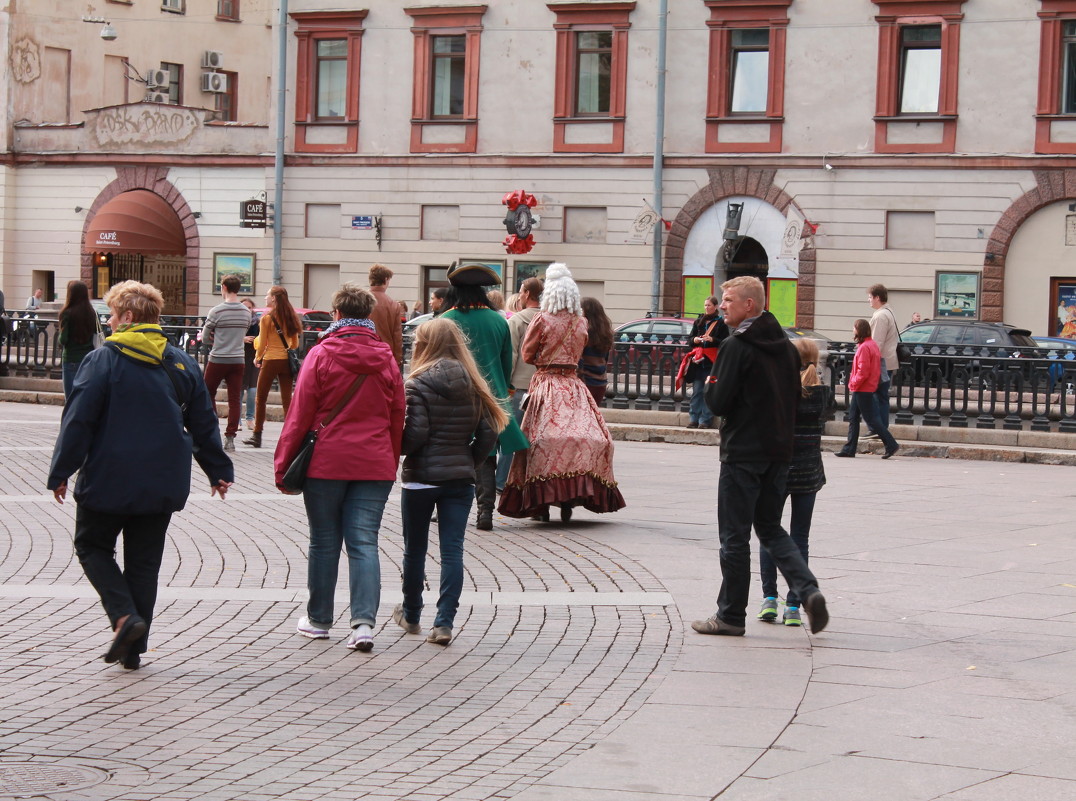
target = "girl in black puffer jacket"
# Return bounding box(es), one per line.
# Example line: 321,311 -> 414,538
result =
394,317 -> 508,645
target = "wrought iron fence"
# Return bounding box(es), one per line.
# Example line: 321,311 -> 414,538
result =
6,315 -> 1076,433
0,312 -> 324,378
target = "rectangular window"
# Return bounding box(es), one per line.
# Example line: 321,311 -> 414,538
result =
899,25 -> 942,114
574,31 -> 612,115
431,35 -> 466,117
217,0 -> 238,20
315,39 -> 347,119
729,29 -> 769,114
305,204 -> 341,238
161,0 -> 184,12
1063,21 -> 1076,114
162,61 -> 182,105
214,71 -> 237,121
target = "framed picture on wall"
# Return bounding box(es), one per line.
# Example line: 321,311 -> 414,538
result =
1049,277 -> 1076,339
514,261 -> 551,292
934,271 -> 980,319
214,253 -> 255,295
458,259 -> 506,287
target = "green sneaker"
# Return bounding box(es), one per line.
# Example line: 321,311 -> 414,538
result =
757,597 -> 779,622
783,606 -> 802,627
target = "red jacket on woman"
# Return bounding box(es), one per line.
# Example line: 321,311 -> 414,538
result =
274,326 -> 404,486
849,336 -> 882,393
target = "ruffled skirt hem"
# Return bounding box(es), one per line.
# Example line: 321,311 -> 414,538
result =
497,472 -> 626,518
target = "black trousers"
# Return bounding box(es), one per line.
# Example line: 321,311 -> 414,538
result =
73,505 -> 172,656
475,454 -> 497,516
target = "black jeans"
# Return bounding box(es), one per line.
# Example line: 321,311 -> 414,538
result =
73,505 -> 171,656
759,492 -> 816,607
716,461 -> 819,627
401,485 -> 475,629
841,391 -> 898,455
475,454 -> 497,516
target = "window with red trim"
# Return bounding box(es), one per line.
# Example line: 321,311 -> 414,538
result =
872,0 -> 966,154
1036,1 -> 1076,153
216,0 -> 238,21
213,71 -> 237,122
547,2 -> 635,154
702,1 -> 790,154
404,5 -> 486,154
290,10 -> 367,154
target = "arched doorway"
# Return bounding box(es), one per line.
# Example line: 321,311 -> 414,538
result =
726,236 -> 769,281
83,189 -> 188,315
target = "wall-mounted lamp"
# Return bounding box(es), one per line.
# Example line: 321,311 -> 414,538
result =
822,153 -> 835,171
74,206 -> 84,213
192,211 -> 202,219
1069,202 -> 1076,212
82,16 -> 117,41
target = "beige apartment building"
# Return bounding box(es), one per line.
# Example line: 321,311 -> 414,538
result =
3,0 -> 1076,338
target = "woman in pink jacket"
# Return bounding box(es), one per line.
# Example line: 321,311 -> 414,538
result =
275,284 -> 404,652
836,318 -> 899,459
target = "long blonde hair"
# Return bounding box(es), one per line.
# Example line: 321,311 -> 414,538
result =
792,337 -> 821,397
409,317 -> 509,433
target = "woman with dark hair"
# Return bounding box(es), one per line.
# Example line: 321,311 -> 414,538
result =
836,318 -> 899,459
246,285 -> 302,448
58,280 -> 99,398
275,283 -> 404,652
241,297 -> 260,430
578,297 -> 613,405
684,296 -> 728,428
394,317 -> 508,645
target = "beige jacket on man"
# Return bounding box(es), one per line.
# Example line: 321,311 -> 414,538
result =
369,285 -> 403,367
508,306 -> 540,390
870,305 -> 900,372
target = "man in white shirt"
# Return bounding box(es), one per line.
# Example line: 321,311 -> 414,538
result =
868,284 -> 900,431
26,288 -> 43,309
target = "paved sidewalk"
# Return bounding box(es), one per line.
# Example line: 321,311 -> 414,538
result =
0,401 -> 1073,800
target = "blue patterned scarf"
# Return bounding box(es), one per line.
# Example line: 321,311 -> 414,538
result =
324,317 -> 376,337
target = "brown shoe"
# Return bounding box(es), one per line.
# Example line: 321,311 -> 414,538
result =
392,604 -> 420,635
691,614 -> 745,636
427,626 -> 452,646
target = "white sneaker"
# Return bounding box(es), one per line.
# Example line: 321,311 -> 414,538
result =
296,616 -> 330,639
345,624 -> 374,652
245,419 -> 254,430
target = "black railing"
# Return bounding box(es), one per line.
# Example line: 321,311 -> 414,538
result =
6,317 -> 1076,434
0,313 -> 326,379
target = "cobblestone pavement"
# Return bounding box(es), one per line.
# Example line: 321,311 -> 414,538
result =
2,401 -> 1075,800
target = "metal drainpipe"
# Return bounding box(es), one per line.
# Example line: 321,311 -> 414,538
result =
273,0 -> 288,286
650,0 -> 668,315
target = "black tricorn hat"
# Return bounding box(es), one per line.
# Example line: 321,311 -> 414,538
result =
447,261 -> 501,287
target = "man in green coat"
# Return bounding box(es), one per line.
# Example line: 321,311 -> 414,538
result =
441,263 -> 528,530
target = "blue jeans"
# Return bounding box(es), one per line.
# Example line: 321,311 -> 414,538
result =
303,478 -> 391,629
400,485 -> 475,629
689,374 -> 713,425
873,368 -> 894,428
841,391 -> 898,455
62,361 -> 80,399
243,386 -> 255,422
716,461 -> 819,627
759,492 -> 816,607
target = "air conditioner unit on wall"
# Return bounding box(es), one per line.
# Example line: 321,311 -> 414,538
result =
202,51 -> 224,70
201,72 -> 228,93
146,69 -> 169,89
144,91 -> 170,104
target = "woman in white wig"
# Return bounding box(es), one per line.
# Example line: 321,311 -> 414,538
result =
498,264 -> 626,523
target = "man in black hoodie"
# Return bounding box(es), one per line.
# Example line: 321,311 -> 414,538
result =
693,276 -> 828,636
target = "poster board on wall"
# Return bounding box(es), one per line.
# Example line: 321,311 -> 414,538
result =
767,278 -> 798,327
1049,277 -> 1076,338
934,271 -> 980,319
213,253 -> 255,295
682,276 -> 713,318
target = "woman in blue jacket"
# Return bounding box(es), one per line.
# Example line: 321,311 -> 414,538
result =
47,280 -> 233,670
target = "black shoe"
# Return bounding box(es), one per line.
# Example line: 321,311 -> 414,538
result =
560,504 -> 573,523
803,591 -> 829,634
531,508 -> 550,523
243,431 -> 262,448
122,653 -> 141,670
105,615 -> 147,664
835,450 -> 855,458
882,445 -> 900,460
685,422 -> 699,429
476,511 -> 493,530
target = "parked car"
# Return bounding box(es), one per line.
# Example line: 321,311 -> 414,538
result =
615,316 -> 692,343
899,320 -> 1036,348
1033,336 -> 1076,391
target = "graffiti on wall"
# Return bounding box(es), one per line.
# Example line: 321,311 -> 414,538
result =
11,38 -> 41,83
92,104 -> 201,147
